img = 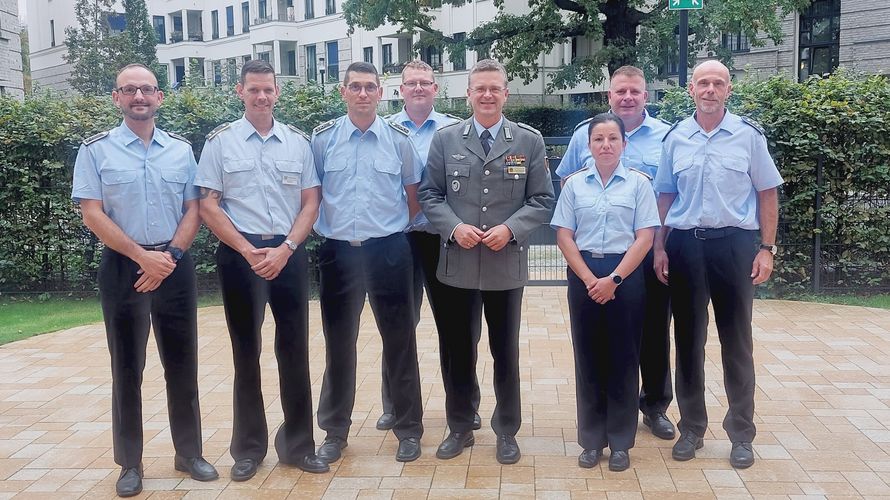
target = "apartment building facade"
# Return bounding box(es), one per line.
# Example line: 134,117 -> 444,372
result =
0,0 -> 24,98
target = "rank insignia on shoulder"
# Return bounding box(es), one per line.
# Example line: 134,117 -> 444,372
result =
167,131 -> 191,144
82,131 -> 109,145
462,122 -> 473,138
561,166 -> 589,182
628,167 -> 653,181
516,122 -> 541,135
206,122 -> 231,141
662,121 -> 681,142
443,113 -> 462,122
388,121 -> 410,136
657,117 -> 673,126
573,117 -> 594,132
741,116 -> 765,135
287,124 -> 311,141
313,119 -> 336,136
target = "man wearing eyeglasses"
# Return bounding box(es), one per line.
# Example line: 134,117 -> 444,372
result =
195,59 -> 328,481
312,61 -> 425,463
419,59 -> 555,464
372,60 -> 483,433
72,63 -> 218,497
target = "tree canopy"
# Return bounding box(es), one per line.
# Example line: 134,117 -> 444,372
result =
343,0 -> 811,90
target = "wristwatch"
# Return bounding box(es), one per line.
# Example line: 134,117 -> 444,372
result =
759,243 -> 778,255
167,246 -> 184,262
283,239 -> 298,252
609,272 -> 623,286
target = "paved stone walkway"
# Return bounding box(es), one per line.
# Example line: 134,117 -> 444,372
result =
1,287 -> 889,499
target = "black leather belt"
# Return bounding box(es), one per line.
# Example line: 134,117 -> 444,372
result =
679,227 -> 747,240
139,242 -> 169,251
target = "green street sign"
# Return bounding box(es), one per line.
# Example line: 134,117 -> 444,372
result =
668,0 -> 703,10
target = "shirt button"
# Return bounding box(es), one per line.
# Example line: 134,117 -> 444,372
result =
520,246 -> 524,251
482,224 -> 488,230
482,206 -> 488,212
453,171 -> 459,176
483,188 -> 489,194
485,170 -> 490,175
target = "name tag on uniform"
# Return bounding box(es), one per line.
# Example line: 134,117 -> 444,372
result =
505,155 -> 527,175
506,166 -> 527,175
282,175 -> 301,185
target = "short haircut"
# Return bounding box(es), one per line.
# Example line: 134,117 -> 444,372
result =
240,59 -> 275,84
344,61 -> 379,85
610,65 -> 645,82
402,60 -> 434,80
587,112 -> 626,141
116,63 -> 156,85
468,59 -> 507,86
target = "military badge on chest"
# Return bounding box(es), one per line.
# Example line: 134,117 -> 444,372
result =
504,155 -> 527,179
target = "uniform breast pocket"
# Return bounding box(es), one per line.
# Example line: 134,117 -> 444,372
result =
275,160 -> 304,190
718,157 -> 752,198
574,195 -> 602,229
160,169 -> 188,203
222,159 -> 256,196
373,158 -> 401,176
502,165 -> 528,199
101,169 -> 141,198
446,163 -> 471,198
672,156 -> 699,193
608,195 -> 635,225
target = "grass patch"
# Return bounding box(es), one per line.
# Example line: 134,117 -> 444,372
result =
784,293 -> 890,310
0,292 -> 223,346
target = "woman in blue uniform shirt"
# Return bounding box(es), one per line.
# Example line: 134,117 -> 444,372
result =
551,113 -> 661,471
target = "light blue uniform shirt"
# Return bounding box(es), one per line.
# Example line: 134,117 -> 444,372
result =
387,108 -> 460,233
312,115 -> 423,241
194,117 -> 320,236
71,122 -> 198,245
551,162 -> 660,255
557,110 -> 672,185
653,110 -> 784,230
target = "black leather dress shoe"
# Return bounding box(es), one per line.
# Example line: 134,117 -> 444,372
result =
174,455 -> 219,481
608,450 -> 630,472
376,412 -> 396,431
317,437 -> 348,463
396,437 -> 422,462
578,449 -> 602,468
295,454 -> 330,473
730,441 -> 755,469
495,435 -> 521,465
436,431 -> 475,459
115,467 -> 142,497
472,413 -> 482,430
672,433 -> 704,461
643,412 -> 676,440
230,458 -> 259,482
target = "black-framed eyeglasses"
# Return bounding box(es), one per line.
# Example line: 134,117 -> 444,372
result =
345,83 -> 379,95
116,85 -> 159,96
401,81 -> 435,89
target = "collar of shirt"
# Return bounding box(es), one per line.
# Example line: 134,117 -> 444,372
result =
626,109 -> 657,138
392,107 -> 445,132
340,114 -> 385,141
473,115 -> 504,140
117,121 -> 166,148
584,161 -> 629,189
235,115 -> 284,143
685,109 -> 742,139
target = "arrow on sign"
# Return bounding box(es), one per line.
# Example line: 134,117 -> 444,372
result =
692,0 -> 700,4
673,0 -> 680,4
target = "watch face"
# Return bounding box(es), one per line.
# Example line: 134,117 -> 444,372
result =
611,274 -> 622,285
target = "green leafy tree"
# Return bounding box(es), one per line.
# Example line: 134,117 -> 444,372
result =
343,0 -> 810,91
64,0 -> 132,95
122,0 -> 168,89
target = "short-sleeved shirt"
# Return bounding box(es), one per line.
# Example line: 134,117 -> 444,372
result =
71,122 -> 198,245
194,116 -> 320,236
387,108 -> 460,233
311,115 -> 423,241
557,110 -> 672,186
551,162 -> 660,255
653,110 -> 784,230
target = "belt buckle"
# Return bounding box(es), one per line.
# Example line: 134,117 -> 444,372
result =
693,228 -> 707,240
261,234 -> 274,241
349,240 -> 363,247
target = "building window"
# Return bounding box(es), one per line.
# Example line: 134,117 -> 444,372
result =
721,31 -> 750,53
659,35 -> 679,76
306,45 -> 317,81
326,41 -> 339,82
259,0 -> 268,21
213,61 -> 222,85
286,50 -> 297,75
50,19 -> 55,47
227,57 -> 237,84
382,43 -> 392,67
107,13 -> 127,35
452,32 -> 466,71
153,16 -> 165,44
798,0 -> 840,82
226,6 -> 235,36
325,0 -> 336,15
421,44 -> 442,71
476,43 -> 490,62
363,46 -> 373,64
259,52 -> 271,63
242,2 -> 250,32
211,11 -> 219,39
305,0 -> 314,19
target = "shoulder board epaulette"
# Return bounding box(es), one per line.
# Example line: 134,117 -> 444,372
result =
388,121 -> 410,136
661,121 -> 681,142
628,167 -> 653,181
561,166 -> 589,182
741,116 -> 765,136
206,122 -> 231,141
286,124 -> 311,141
167,131 -> 191,145
82,131 -> 109,145
462,122 -> 472,138
313,119 -> 336,136
382,113 -> 394,121
443,113 -> 462,122
657,117 -> 673,126
573,117 -> 594,132
517,122 -> 542,135
439,121 -> 461,131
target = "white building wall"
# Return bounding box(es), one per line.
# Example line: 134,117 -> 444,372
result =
0,0 -> 25,98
